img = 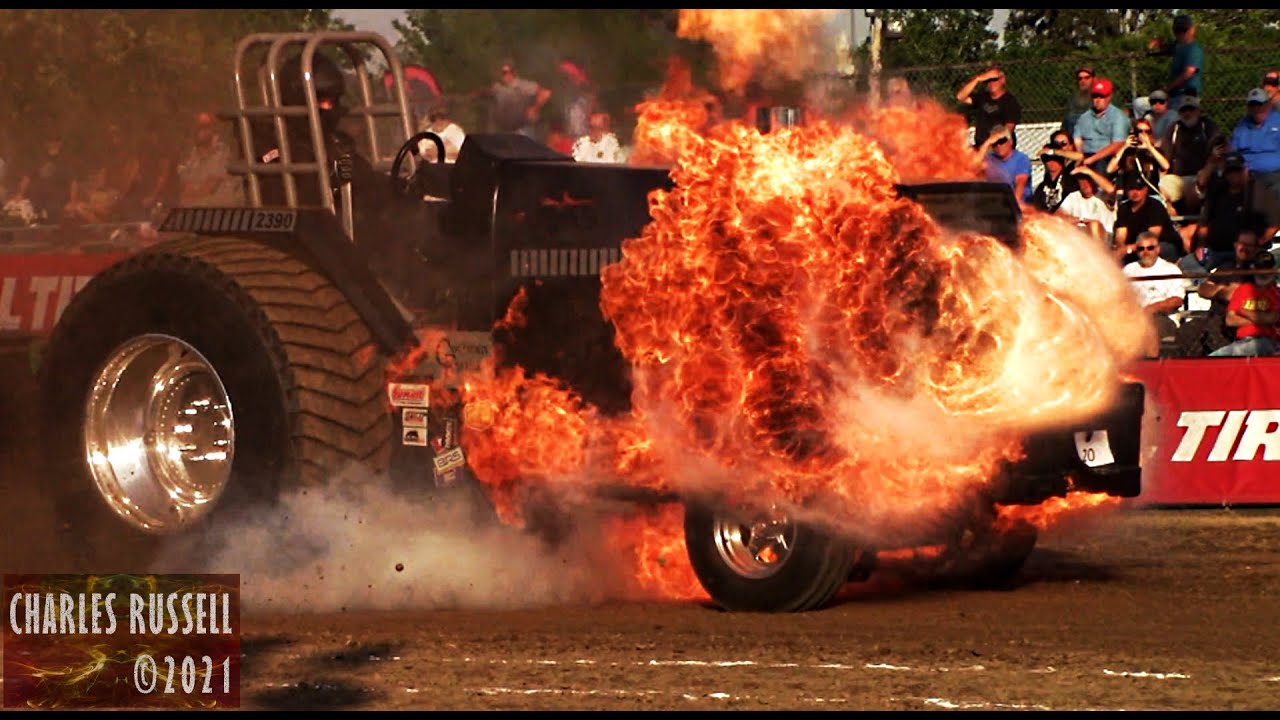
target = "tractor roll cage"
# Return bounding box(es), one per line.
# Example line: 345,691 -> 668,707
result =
227,32 -> 416,219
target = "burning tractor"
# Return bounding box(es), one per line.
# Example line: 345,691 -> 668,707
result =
37,32 -> 1145,612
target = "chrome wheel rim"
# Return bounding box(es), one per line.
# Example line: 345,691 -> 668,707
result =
84,334 -> 235,534
712,507 -> 796,579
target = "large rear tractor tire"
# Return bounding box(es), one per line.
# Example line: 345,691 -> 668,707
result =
683,502 -> 861,612
39,236 -> 392,572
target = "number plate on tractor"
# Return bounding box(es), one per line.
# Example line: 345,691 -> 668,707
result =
1073,430 -> 1115,467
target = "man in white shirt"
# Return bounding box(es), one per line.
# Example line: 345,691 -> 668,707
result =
572,111 -> 623,164
1057,165 -> 1117,245
417,103 -> 466,163
1123,230 -> 1188,352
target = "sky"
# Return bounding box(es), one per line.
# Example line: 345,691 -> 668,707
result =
334,8 -> 407,42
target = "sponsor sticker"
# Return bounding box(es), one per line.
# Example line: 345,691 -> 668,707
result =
1073,430 -> 1115,468
432,446 -> 466,475
401,408 -> 428,429
388,382 -> 430,408
402,427 -> 428,447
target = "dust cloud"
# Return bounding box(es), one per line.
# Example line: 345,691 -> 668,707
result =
154,466 -> 639,614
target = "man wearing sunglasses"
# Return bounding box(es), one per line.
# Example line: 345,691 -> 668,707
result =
1123,230 -> 1187,355
1073,78 -> 1130,174
1159,95 -> 1221,217
1147,89 -> 1176,142
1061,66 -> 1096,138
1264,70 -> 1280,112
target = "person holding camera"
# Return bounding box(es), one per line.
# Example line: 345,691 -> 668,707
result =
1107,117 -> 1170,199
956,66 -> 1022,148
1032,133 -> 1081,214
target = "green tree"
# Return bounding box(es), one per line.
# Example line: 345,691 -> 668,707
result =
876,9 -> 1000,68
0,10 -> 347,172
392,9 -> 698,137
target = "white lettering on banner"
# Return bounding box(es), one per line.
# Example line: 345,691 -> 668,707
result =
1172,410 -> 1280,462
0,275 -> 97,332
0,278 -> 21,330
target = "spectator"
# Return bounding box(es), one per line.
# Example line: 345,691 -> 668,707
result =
1186,228 -> 1266,355
1044,130 -> 1085,168
1073,77 -> 1129,173
885,75 -> 914,109
1124,229 -> 1188,352
1230,88 -> 1280,207
1061,65 -> 1096,138
979,124 -> 1031,204
481,59 -> 552,138
69,123 -> 141,223
1146,89 -> 1176,143
572,111 -> 623,164
1106,116 -> 1169,197
14,131 -> 77,223
1112,175 -> 1185,264
1264,70 -> 1280,112
1148,13 -> 1204,110
557,59 -> 595,140
1210,250 -> 1280,357
417,102 -> 465,162
1032,143 -> 1079,214
122,132 -> 177,220
176,111 -> 241,207
1058,165 -> 1117,245
1159,95 -> 1221,217
1190,150 -> 1278,272
955,65 -> 1022,148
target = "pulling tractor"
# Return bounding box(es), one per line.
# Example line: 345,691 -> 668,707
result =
37,32 -> 1144,611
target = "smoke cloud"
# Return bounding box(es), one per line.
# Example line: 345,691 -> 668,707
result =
153,466 -> 643,612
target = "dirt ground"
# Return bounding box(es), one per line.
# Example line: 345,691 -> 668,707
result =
3,344 -> 1280,710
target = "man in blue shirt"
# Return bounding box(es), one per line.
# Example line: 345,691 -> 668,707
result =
1150,14 -> 1203,111
1073,78 -> 1130,174
1232,88 -> 1280,206
980,124 -> 1032,204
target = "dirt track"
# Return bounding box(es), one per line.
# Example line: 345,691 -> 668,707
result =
3,345 -> 1280,710
227,509 -> 1280,711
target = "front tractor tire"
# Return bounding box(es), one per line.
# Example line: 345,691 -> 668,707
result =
39,236 -> 392,571
683,502 -> 861,612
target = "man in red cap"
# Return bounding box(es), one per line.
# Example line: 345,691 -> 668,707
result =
1072,77 -> 1130,174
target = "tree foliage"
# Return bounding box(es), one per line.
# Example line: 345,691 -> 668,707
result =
392,9 -> 703,135
0,10 -> 347,170
876,9 -> 1000,68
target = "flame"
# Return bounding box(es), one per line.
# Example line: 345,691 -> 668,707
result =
442,41 -> 1151,600
998,490 -> 1122,531
677,9 -> 838,94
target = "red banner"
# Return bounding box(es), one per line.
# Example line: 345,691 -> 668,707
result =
0,253 -> 125,336
1131,358 -> 1280,505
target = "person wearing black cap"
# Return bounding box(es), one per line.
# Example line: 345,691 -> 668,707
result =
1148,14 -> 1203,112
1113,172 -> 1185,265
1160,94 -> 1221,217
1192,150 -> 1278,272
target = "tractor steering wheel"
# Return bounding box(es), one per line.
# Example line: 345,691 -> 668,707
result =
390,131 -> 446,198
